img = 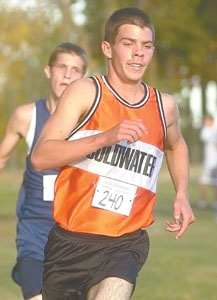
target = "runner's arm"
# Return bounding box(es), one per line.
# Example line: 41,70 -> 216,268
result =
163,94 -> 195,239
31,79 -> 147,172
0,104 -> 33,170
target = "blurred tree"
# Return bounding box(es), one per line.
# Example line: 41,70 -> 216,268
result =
0,0 -> 216,166
198,0 -> 217,115
82,0 -> 215,161
0,0 -> 83,165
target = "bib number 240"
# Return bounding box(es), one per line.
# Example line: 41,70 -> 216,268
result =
91,176 -> 137,216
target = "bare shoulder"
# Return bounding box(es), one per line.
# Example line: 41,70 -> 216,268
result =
58,77 -> 97,113
42,77 -> 97,140
9,102 -> 35,137
161,93 -> 184,149
69,76 -> 96,88
161,93 -> 179,127
13,102 -> 35,121
65,77 -> 96,99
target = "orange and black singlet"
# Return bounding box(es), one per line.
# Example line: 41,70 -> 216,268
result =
53,75 -> 167,237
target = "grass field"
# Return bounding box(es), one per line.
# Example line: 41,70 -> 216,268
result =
0,165 -> 217,300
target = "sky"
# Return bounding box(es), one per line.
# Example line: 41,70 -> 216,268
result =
1,0 -> 37,10
0,0 -> 86,25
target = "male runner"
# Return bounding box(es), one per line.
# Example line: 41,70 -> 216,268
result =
0,42 -> 88,300
32,8 -> 195,300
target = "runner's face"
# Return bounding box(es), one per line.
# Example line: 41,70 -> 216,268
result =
108,24 -> 154,83
46,52 -> 84,100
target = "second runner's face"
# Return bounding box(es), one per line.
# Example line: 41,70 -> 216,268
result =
45,52 -> 84,100
109,24 -> 154,83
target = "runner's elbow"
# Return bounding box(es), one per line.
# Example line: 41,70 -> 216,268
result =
31,151 -> 45,172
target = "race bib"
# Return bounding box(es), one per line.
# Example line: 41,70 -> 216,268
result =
92,176 -> 137,216
43,175 -> 57,201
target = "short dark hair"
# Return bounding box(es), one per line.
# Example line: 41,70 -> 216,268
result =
48,42 -> 88,74
104,7 -> 155,44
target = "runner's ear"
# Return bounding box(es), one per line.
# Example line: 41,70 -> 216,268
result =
44,65 -> 51,79
101,41 -> 112,59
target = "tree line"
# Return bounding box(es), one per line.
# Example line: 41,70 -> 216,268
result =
0,0 -> 216,166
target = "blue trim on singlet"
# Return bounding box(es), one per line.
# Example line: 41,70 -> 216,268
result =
17,99 -> 58,220
15,99 -> 58,260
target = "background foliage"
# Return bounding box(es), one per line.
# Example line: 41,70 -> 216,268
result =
0,2 -> 217,299
0,0 -> 216,166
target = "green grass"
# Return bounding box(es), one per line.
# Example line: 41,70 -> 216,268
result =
0,170 -> 22,300
0,166 -> 217,300
132,165 -> 217,300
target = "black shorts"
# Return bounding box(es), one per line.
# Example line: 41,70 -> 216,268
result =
11,257 -> 43,299
42,224 -> 150,300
